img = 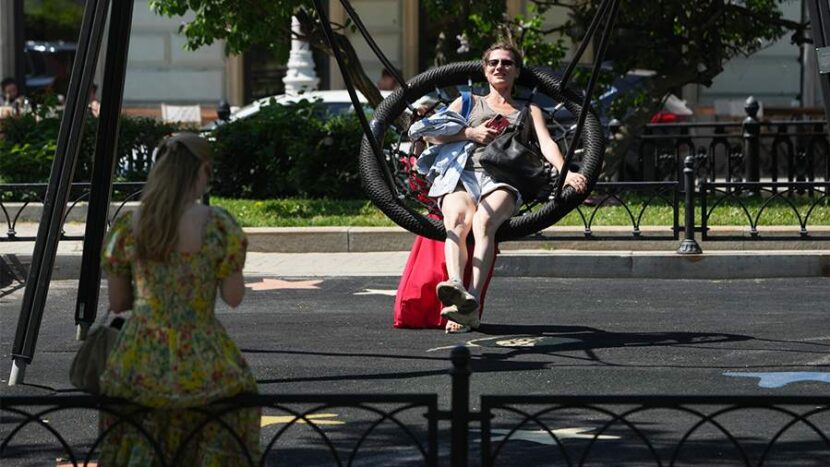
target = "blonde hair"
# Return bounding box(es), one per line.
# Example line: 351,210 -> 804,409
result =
481,42 -> 523,70
136,132 -> 212,261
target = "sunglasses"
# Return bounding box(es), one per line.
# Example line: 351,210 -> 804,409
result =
486,59 -> 515,68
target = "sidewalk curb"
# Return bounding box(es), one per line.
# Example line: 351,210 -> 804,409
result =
4,250 -> 828,281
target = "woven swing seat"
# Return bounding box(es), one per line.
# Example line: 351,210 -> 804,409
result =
359,60 -> 605,242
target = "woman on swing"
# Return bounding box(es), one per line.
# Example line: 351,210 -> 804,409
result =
427,43 -> 588,333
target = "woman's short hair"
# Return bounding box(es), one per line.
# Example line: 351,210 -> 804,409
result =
481,43 -> 523,69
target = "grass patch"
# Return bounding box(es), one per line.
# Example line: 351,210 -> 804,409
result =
212,195 -> 830,228
212,198 -> 395,227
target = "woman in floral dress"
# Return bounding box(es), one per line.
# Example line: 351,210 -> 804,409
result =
98,132 -> 260,466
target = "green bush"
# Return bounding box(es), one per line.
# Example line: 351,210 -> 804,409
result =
0,110 -> 179,183
211,99 -> 368,199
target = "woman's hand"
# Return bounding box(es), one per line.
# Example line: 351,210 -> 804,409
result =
465,123 -> 500,145
564,171 -> 589,194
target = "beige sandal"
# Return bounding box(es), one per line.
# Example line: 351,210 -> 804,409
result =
445,321 -> 472,334
436,279 -> 479,314
441,305 -> 480,329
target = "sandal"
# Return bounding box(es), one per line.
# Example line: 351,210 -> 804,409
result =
436,279 -> 478,314
440,305 -> 480,329
445,321 -> 472,334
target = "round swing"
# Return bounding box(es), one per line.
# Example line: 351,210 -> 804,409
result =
311,0 -> 618,242
360,61 -> 605,242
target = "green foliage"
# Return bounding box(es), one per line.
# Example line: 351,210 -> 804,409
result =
24,0 -> 84,41
423,0 -> 567,69
553,0 -> 799,118
293,112 -> 365,198
212,197 -> 392,227
115,117 -> 182,181
0,110 -> 179,183
210,99 -> 367,199
149,0 -> 304,59
0,111 -> 94,182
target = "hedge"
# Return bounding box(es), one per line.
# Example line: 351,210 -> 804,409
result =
0,110 -> 180,183
208,98 -> 369,199
0,99 -> 372,199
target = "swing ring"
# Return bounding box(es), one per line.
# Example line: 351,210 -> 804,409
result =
359,61 -> 605,242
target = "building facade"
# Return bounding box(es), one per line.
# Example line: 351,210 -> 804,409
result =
0,0 -> 822,115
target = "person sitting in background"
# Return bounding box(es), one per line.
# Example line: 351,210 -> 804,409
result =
2,77 -> 20,105
89,83 -> 100,117
98,132 -> 260,465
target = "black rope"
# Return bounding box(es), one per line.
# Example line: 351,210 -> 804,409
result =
559,0 -> 614,89
555,0 -> 619,200
310,0 -> 399,198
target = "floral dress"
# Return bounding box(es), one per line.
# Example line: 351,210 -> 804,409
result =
98,207 -> 260,466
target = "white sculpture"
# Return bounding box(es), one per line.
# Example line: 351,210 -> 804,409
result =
283,16 -> 319,95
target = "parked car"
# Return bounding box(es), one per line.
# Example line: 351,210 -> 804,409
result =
202,89 -> 393,131
24,41 -> 76,96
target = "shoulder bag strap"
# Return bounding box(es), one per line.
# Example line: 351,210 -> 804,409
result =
460,91 -> 473,121
518,87 -> 538,144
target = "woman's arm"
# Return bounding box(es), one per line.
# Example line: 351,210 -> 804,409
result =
220,271 -> 245,308
107,275 -> 133,313
424,97 -> 499,145
530,104 -> 588,193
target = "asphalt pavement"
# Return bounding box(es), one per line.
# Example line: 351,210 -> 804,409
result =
2,272 -> 829,465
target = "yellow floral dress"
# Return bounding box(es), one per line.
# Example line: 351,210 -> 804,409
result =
98,207 -> 260,466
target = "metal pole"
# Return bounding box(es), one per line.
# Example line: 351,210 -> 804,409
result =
450,345 -> 471,467
555,0 -> 619,200
75,0 -> 135,339
9,0 -> 110,385
677,155 -> 702,254
742,96 -> 761,196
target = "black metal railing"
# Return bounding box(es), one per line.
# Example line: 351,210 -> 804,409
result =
481,394 -> 830,467
621,101 -> 829,186
700,181 -> 830,241
2,177 -> 828,251
1,394 -> 438,467
2,347 -> 828,466
0,182 -> 143,241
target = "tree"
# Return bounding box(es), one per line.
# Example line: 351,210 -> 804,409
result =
151,0 -> 805,176
529,0 -> 806,175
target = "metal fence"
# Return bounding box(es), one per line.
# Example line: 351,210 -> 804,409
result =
0,182 -> 143,241
621,104 -> 828,185
2,347 -> 828,466
1,112 -> 828,247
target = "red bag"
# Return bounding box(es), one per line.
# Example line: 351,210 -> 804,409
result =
393,235 -> 496,329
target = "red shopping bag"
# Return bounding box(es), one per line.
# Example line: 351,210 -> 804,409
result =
393,235 -> 497,329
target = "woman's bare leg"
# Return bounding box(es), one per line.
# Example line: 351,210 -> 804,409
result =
469,189 -> 515,299
441,189 -> 475,281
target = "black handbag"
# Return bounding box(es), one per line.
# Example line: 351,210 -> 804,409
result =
479,106 -> 557,202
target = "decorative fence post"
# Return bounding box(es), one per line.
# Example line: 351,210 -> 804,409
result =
677,155 -> 702,254
743,96 -> 761,195
450,345 -> 471,467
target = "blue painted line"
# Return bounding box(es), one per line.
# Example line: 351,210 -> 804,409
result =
723,371 -> 830,388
